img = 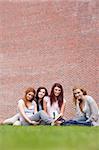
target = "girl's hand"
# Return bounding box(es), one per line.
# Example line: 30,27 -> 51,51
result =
30,121 -> 40,125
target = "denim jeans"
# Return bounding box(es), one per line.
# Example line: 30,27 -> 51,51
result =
20,110 -> 53,126
61,116 -> 92,126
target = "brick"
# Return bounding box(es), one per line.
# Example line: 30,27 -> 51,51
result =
0,0 -> 98,122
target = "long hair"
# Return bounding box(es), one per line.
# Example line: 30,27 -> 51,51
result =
36,87 -> 48,111
23,87 -> 36,108
50,83 -> 64,109
72,86 -> 87,106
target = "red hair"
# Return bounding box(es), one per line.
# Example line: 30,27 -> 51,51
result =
23,87 -> 36,107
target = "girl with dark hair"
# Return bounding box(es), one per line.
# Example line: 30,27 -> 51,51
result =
62,86 -> 99,126
43,83 -> 66,125
36,87 -> 48,111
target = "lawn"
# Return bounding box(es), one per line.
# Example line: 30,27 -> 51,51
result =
0,125 -> 99,150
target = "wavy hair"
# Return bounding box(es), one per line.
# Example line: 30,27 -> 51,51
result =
50,83 -> 64,109
36,87 -> 48,111
72,86 -> 87,106
23,87 -> 36,107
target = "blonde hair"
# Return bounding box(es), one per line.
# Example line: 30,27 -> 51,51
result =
72,86 -> 87,105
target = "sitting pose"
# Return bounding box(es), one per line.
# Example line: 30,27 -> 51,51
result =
3,86 -> 49,125
62,86 -> 99,126
3,87 -> 53,126
43,83 -> 66,125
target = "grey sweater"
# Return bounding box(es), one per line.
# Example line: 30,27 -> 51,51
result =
75,95 -> 99,125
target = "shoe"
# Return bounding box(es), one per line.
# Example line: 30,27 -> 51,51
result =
51,121 -> 55,126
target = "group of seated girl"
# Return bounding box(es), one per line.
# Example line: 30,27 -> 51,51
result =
3,83 -> 99,126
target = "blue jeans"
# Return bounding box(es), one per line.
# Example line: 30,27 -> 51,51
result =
61,116 -> 92,126
20,110 -> 53,126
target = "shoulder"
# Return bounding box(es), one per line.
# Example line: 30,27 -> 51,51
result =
86,95 -> 95,103
43,96 -> 50,102
32,100 -> 37,105
63,98 -> 66,104
18,99 -> 25,105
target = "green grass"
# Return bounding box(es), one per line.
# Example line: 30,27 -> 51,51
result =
0,125 -> 99,150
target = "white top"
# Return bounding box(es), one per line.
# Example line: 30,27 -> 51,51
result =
18,99 -> 36,122
44,96 -> 66,119
75,95 -> 99,126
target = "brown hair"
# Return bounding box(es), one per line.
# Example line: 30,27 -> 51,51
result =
50,83 -> 64,109
36,86 -> 48,111
23,87 -> 36,108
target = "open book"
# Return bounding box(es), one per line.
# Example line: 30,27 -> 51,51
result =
53,113 -> 62,122
51,113 -> 62,126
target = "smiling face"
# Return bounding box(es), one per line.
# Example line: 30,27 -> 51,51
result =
73,89 -> 84,100
26,92 -> 35,101
38,89 -> 46,99
53,86 -> 61,97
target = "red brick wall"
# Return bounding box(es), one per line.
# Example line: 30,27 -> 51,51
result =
0,0 -> 99,122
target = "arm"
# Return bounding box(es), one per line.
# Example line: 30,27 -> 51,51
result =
43,96 -> 50,114
18,100 -> 32,124
60,100 -> 66,117
34,101 -> 37,114
43,99 -> 47,113
86,97 -> 99,122
54,100 -> 66,121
